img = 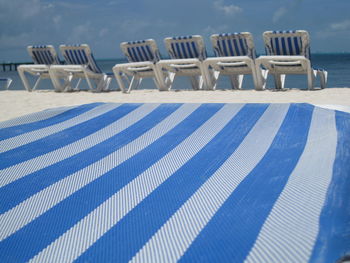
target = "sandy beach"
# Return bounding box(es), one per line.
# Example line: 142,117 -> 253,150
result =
1,88 -> 350,122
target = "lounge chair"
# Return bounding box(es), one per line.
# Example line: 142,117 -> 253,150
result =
0,78 -> 12,90
203,32 -> 266,90
113,39 -> 166,93
156,35 -> 209,90
49,44 -> 112,92
18,45 -> 60,91
256,30 -> 327,90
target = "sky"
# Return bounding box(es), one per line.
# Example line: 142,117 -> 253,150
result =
0,0 -> 350,61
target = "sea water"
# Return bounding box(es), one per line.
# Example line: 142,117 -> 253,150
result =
1,54 -> 349,91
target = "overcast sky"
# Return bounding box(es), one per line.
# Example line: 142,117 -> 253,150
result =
1,0 -> 349,61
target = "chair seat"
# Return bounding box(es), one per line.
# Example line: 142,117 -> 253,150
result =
204,33 -> 262,90
257,30 -> 328,89
113,39 -> 166,93
18,45 -> 60,91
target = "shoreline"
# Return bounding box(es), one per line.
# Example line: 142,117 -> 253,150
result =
1,88 -> 350,122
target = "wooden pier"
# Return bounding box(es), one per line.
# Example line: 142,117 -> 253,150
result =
0,62 -> 33,71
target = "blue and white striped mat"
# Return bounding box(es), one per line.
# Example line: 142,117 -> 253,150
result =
1,103 -> 349,263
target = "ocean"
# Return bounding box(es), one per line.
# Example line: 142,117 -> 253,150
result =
1,53 -> 350,91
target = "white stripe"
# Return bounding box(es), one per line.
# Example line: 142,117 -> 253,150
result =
0,104 -> 158,187
0,106 -> 76,129
29,104 -> 244,263
0,104 -> 197,241
0,103 -> 121,153
245,107 -> 337,263
315,104 -> 350,114
131,104 -> 290,263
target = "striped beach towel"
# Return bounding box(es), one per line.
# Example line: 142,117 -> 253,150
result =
1,103 -> 349,262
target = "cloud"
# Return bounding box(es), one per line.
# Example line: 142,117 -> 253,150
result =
272,0 -> 302,23
203,25 -> 229,35
272,7 -> 287,23
316,19 -> 350,39
213,0 -> 242,16
330,20 -> 350,31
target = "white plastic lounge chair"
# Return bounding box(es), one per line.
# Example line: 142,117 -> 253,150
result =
49,44 -> 112,92
157,35 -> 209,90
113,39 -> 166,93
0,78 -> 12,90
203,32 -> 266,90
18,45 -> 60,91
256,30 -> 327,90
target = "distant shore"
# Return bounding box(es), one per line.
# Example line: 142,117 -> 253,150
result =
0,88 -> 350,122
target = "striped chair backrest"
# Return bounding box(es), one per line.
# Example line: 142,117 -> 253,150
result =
121,39 -> 160,63
59,44 -> 102,73
28,45 -> 60,65
211,32 -> 256,59
164,35 -> 207,61
263,30 -> 310,59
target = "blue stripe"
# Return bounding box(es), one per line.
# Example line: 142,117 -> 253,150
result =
233,39 -> 240,56
39,50 -> 48,64
274,38 -> 280,55
0,104 -> 176,214
186,42 -> 193,58
180,42 -> 188,58
145,45 -> 154,61
140,46 -> 149,61
136,46 -> 145,61
281,37 -> 287,55
0,103 -> 101,141
31,51 -> 40,64
222,39 -> 228,56
294,37 -> 300,55
175,43 -> 182,58
216,40 -> 222,56
239,38 -> 246,55
287,37 -> 293,55
66,50 -> 73,64
0,104 -> 135,169
179,104 -> 314,262
89,53 -> 101,73
191,42 -> 199,58
133,47 -> 141,62
309,110 -> 350,263
227,39 -> 234,56
69,50 -> 77,64
79,50 -> 87,65
75,104 -> 268,262
0,104 -> 223,262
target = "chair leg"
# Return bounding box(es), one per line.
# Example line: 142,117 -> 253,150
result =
6,78 -> 12,90
114,71 -> 127,93
211,71 -> 220,90
73,78 -> 82,91
153,65 -> 167,91
199,76 -> 205,90
318,70 -> 327,89
229,75 -> 244,90
84,72 -> 95,91
273,74 -> 286,90
18,67 -> 32,91
95,76 -> 108,92
190,76 -> 201,90
127,77 -> 141,93
254,65 -> 268,90
103,76 -> 112,91
32,77 -> 42,91
164,72 -> 175,90
261,69 -> 269,90
203,64 -> 219,90
307,69 -> 317,90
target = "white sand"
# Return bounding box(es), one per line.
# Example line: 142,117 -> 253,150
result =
1,88 -> 350,122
